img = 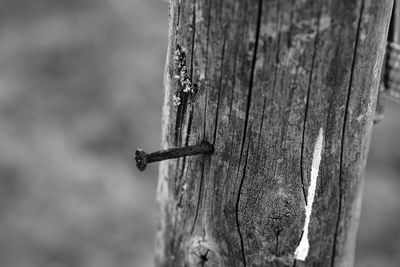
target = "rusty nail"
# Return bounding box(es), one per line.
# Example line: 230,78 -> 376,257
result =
135,141 -> 214,171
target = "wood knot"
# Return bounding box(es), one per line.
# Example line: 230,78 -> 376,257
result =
267,198 -> 295,232
188,236 -> 221,267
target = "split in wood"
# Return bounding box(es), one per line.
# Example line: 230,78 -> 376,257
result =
135,142 -> 214,171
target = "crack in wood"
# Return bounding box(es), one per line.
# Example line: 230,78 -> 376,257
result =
299,1 -> 323,207
212,32 -> 226,144
235,2 -> 264,266
331,1 -> 365,266
191,157 -> 205,234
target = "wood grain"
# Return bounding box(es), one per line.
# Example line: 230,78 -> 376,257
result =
155,0 -> 393,266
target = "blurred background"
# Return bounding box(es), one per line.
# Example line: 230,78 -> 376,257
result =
0,1 -> 398,267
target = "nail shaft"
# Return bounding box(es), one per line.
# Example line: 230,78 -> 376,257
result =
135,142 -> 214,171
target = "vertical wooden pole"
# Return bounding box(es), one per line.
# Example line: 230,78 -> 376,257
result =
155,0 -> 393,266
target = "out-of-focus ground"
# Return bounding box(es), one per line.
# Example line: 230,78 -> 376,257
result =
0,1 -> 398,267
0,1 -> 165,266
357,101 -> 400,267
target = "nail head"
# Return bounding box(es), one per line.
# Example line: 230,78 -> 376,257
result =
135,149 -> 148,171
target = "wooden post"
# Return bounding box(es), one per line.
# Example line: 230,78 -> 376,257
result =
155,0 -> 393,266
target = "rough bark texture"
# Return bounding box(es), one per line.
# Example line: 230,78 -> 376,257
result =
155,0 -> 393,266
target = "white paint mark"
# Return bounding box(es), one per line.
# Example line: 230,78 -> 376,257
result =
294,127 -> 324,261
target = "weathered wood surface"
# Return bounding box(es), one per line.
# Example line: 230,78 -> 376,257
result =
155,0 -> 393,266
